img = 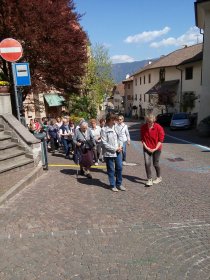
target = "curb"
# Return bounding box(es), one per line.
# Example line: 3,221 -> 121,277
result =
0,162 -> 44,206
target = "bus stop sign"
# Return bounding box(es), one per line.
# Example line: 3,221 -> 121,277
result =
13,63 -> 31,86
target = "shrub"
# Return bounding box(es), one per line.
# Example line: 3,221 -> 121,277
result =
0,81 -> 10,86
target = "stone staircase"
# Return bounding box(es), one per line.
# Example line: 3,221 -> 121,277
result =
0,124 -> 34,174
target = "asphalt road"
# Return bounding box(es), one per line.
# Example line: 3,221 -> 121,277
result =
0,122 -> 209,280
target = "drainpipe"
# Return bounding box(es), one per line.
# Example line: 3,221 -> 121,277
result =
176,65 -> 183,112
200,28 -> 204,85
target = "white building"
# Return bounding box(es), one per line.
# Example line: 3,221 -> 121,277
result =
112,83 -> 125,113
131,44 -> 203,118
122,76 -> 134,117
195,0 -> 210,122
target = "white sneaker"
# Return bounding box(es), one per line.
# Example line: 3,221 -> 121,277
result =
153,177 -> 162,184
117,185 -> 126,191
111,187 -> 119,192
145,178 -> 153,186
95,162 -> 99,166
123,161 -> 127,166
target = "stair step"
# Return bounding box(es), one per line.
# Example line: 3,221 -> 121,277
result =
0,150 -> 25,161
0,142 -> 18,151
0,158 -> 34,174
0,135 -> 12,141
0,145 -> 24,155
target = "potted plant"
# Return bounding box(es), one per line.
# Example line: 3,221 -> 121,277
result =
0,81 -> 10,93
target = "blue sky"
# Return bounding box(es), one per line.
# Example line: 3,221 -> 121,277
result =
73,0 -> 203,64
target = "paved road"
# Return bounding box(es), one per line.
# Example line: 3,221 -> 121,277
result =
0,122 -> 209,280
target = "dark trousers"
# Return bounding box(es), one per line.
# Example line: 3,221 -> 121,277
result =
50,137 -> 59,152
143,149 -> 161,179
93,142 -> 102,162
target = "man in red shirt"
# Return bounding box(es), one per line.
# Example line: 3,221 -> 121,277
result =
140,114 -> 165,186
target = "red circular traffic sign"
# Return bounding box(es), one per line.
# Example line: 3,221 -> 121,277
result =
0,38 -> 23,62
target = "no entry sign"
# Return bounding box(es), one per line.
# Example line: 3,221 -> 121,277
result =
0,38 -> 23,62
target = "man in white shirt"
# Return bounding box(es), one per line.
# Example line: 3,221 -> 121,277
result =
115,115 -> 130,165
90,119 -> 102,165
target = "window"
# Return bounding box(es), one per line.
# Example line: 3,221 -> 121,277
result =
143,76 -> 145,84
148,74 -> 151,83
128,83 -> 130,89
135,78 -> 137,86
135,94 -> 137,101
140,77 -> 142,85
185,67 -> 193,80
139,94 -> 142,101
159,68 -> 165,83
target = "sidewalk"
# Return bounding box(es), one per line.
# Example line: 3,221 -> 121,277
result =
0,125 -> 209,279
0,120 -> 209,206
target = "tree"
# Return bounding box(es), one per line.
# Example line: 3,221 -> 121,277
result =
68,94 -> 97,119
81,43 -> 114,108
0,0 -> 88,93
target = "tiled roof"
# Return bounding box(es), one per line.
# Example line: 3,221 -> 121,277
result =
122,76 -> 134,83
179,51 -> 203,65
134,43 -> 203,76
145,80 -> 179,95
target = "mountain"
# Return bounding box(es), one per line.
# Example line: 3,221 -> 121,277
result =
111,60 -> 155,84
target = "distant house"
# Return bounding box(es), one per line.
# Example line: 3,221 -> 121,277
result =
112,83 -> 125,113
122,76 -> 133,117
131,43 -> 203,118
195,0 -> 210,122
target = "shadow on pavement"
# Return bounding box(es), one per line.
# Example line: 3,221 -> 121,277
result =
60,169 -> 77,176
77,177 -> 110,190
123,174 -> 146,185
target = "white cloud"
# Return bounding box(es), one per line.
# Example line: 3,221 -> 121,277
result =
124,26 -> 170,43
150,26 -> 203,48
102,42 -> 112,48
111,55 -> 135,63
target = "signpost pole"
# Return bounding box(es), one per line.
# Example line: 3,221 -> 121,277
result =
12,62 -> 21,121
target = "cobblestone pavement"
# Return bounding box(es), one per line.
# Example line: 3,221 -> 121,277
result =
0,122 -> 210,279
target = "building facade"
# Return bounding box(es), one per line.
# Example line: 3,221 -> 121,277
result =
130,44 -> 203,118
195,0 -> 210,122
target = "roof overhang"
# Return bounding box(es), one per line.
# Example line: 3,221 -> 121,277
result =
44,94 -> 65,107
195,0 -> 210,28
145,80 -> 179,95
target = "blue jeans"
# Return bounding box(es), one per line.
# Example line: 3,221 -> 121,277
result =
122,142 -> 127,161
62,138 -> 70,157
105,152 -> 123,188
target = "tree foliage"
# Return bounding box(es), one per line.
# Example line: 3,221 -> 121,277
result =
68,94 -> 97,119
82,43 -> 114,106
0,0 -> 88,93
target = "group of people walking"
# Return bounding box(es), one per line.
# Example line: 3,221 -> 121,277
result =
74,113 -> 164,191
28,113 -> 165,191
73,114 -> 131,184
